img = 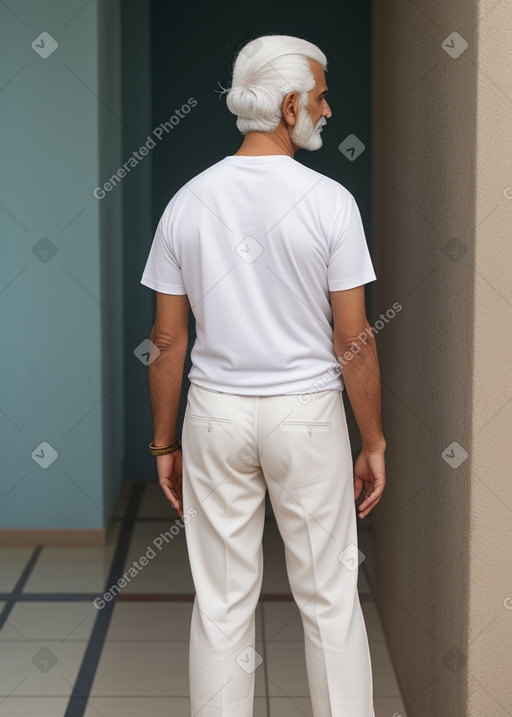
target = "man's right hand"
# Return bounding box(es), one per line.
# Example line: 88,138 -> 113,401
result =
353,448 -> 386,519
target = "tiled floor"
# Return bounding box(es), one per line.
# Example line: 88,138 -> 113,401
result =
0,481 -> 407,716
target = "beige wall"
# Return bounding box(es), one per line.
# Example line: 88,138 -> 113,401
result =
371,1 -> 512,714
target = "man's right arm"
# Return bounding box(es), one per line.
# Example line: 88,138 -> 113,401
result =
330,285 -> 386,517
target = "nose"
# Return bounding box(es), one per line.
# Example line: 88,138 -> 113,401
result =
324,101 -> 332,119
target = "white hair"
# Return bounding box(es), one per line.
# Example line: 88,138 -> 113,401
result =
221,34 -> 328,134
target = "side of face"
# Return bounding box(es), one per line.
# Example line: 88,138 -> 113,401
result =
281,58 -> 332,151
305,58 -> 332,126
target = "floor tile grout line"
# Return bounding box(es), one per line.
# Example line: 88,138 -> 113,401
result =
0,545 -> 43,634
0,637 -> 393,644
259,601 -> 271,716
63,480 -> 145,717
0,593 -> 116,601
0,592 -> 374,602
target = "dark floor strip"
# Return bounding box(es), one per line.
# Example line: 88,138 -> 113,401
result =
113,593 -> 298,602
0,593 -> 112,601
0,545 -> 42,631
63,481 -> 145,717
259,602 -> 272,717
114,592 -> 374,602
0,591 -> 373,603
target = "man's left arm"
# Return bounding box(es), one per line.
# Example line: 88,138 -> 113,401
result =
148,292 -> 190,445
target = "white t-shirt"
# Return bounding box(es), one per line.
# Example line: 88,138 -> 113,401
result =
140,155 -> 377,396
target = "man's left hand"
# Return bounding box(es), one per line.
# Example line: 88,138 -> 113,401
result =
156,450 -> 183,517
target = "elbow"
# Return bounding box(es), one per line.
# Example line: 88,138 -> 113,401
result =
334,327 -> 376,365
334,325 -> 376,353
150,327 -> 188,352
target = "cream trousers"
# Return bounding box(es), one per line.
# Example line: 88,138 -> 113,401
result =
181,381 -> 375,717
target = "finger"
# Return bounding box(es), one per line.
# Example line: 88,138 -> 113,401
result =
358,495 -> 377,514
170,491 -> 184,518
357,488 -> 374,511
161,485 -> 181,513
358,493 -> 374,511
171,490 -> 183,512
358,482 -> 385,509
358,494 -> 381,518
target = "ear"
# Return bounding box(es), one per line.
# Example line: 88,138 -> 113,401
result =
281,90 -> 301,128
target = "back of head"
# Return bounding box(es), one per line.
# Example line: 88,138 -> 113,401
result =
223,34 -> 327,134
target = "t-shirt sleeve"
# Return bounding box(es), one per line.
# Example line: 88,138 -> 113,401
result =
139,201 -> 187,295
327,194 -> 377,291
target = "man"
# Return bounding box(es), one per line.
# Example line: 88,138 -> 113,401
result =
140,34 -> 385,717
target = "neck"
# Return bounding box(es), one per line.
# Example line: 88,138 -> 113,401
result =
233,128 -> 297,157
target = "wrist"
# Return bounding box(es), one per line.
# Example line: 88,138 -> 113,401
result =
361,438 -> 386,453
153,437 -> 178,445
149,437 -> 180,456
